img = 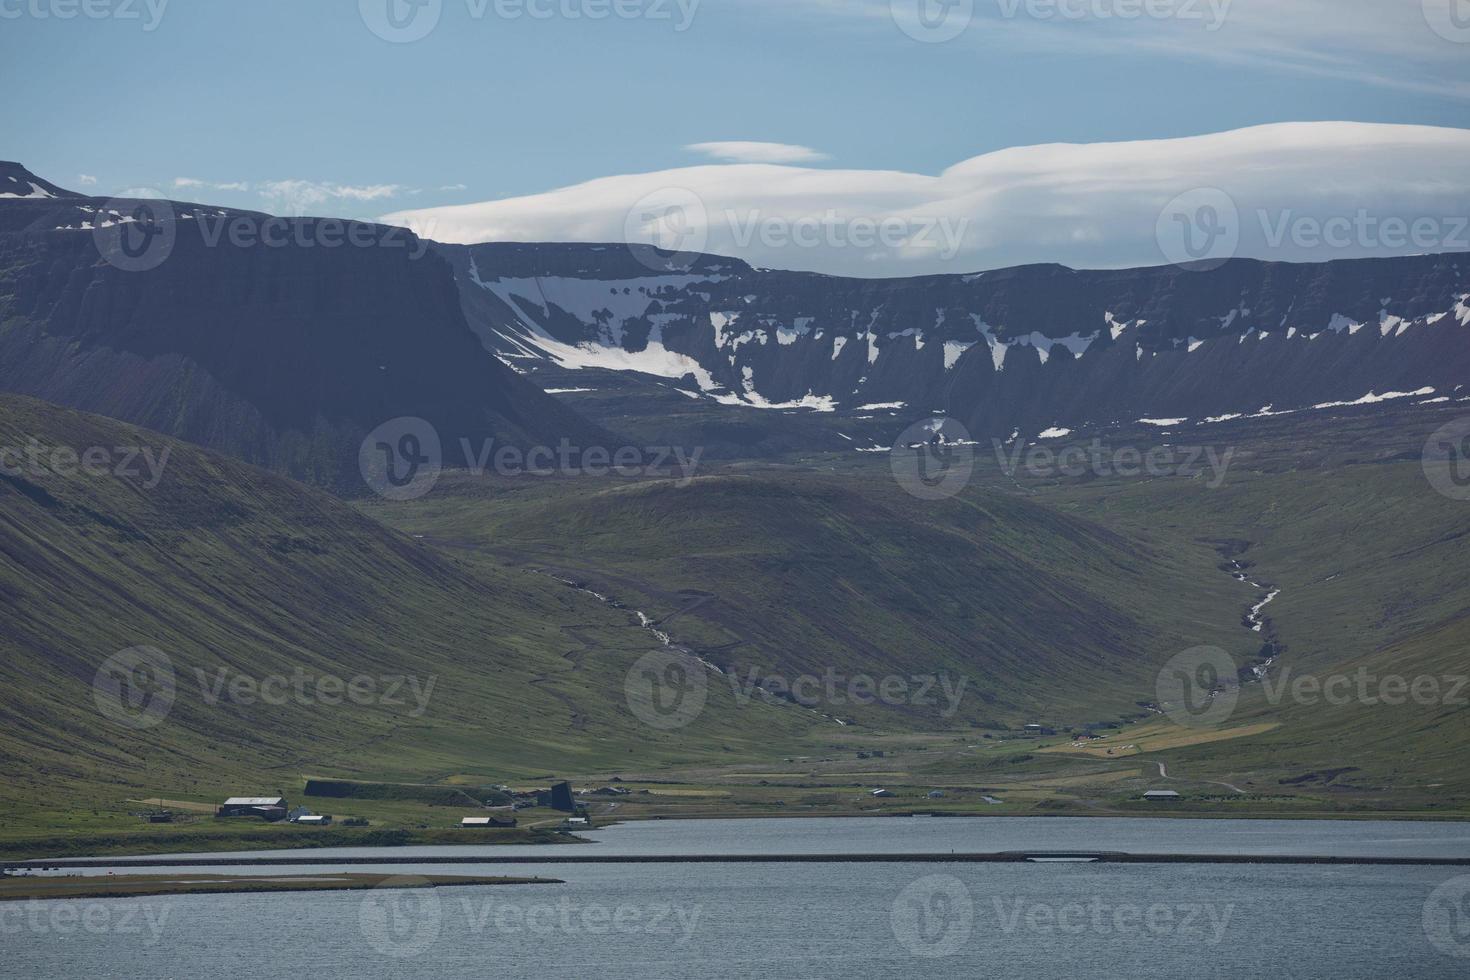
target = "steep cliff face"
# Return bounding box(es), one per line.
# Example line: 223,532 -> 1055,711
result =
0,169 -> 609,485
443,241 -> 1470,440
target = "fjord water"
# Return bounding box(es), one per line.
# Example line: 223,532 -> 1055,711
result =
13,818 -> 1470,978
98,814 -> 1470,861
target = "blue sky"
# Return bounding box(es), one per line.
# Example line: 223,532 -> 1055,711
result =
3,1 -> 1468,272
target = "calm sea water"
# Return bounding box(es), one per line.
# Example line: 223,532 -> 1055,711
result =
82,814 -> 1470,861
10,818 -> 1470,978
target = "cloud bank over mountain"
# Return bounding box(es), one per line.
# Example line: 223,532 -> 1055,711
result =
384,123 -> 1470,276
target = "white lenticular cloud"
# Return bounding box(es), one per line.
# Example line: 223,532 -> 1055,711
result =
174,177 -> 250,192
686,141 -> 831,164
384,122 -> 1470,276
258,180 -> 405,215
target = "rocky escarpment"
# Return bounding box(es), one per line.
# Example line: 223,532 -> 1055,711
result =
443,241 -> 1470,440
0,169 -> 610,485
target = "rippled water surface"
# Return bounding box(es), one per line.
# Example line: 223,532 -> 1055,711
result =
12,818 -> 1470,978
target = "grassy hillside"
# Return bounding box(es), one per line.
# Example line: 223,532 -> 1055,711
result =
360,465 -> 1250,730
1014,401 -> 1470,807
0,394 -> 812,848
361,398 -> 1470,816
3,390 -> 1466,853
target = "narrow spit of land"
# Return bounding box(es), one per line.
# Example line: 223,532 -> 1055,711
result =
11,853 -> 1470,870
0,873 -> 561,902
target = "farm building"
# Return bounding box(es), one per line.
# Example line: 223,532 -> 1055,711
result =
539,781 -> 576,812
294,814 -> 332,826
460,815 -> 517,828
217,796 -> 288,821
1143,790 -> 1182,801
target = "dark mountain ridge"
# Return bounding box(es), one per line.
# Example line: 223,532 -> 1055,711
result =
0,168 -> 611,487
443,240 -> 1470,442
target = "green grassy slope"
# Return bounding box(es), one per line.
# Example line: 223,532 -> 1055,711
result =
0,394 -> 811,843
362,399 -> 1470,813
1005,402 -> 1470,806
360,463 -> 1250,729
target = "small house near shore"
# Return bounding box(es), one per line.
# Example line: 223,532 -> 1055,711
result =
461,815 -> 517,828
1143,789 -> 1182,801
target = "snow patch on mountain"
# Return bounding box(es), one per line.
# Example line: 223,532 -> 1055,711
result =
0,182 -> 57,199
1310,387 -> 1435,409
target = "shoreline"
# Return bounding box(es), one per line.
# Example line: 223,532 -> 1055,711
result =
10,852 -> 1470,871
0,872 -> 562,903
6,808 -> 1469,863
